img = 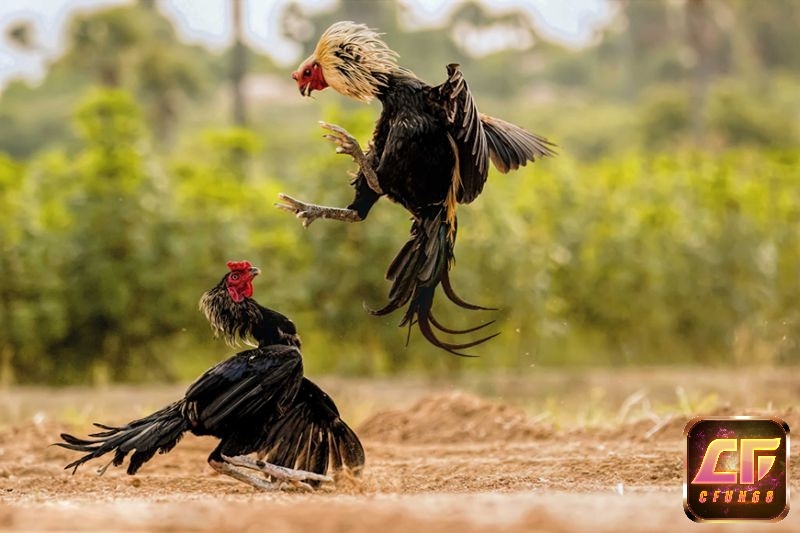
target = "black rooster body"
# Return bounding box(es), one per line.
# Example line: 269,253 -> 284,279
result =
57,261 -> 364,491
279,22 -> 554,355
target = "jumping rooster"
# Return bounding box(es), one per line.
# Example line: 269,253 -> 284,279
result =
57,261 -> 365,491
277,21 -> 554,356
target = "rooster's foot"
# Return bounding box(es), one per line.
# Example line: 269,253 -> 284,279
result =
222,454 -> 332,486
275,194 -> 361,228
210,458 -> 313,492
319,121 -> 383,195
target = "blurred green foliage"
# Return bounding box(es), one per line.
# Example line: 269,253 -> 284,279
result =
0,0 -> 799,383
0,88 -> 798,383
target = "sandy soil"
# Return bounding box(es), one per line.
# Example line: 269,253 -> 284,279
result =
0,370 -> 798,532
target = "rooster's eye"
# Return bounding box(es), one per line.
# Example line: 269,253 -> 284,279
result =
230,274 -> 239,280
303,69 -> 311,77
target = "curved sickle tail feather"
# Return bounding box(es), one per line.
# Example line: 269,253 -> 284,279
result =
258,379 -> 365,485
367,208 -> 499,356
56,401 -> 189,475
441,269 -> 496,312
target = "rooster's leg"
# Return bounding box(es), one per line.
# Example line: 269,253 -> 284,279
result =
275,193 -> 362,228
319,121 -> 383,195
209,458 -> 311,491
222,454 -> 332,485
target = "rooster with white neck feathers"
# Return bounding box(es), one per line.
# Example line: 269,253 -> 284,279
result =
277,21 -> 555,356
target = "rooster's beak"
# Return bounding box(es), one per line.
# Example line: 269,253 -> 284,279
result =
291,70 -> 308,97
250,267 -> 261,277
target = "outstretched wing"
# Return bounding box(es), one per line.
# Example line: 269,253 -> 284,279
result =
184,345 -> 303,432
435,64 -> 555,204
257,378 -> 366,480
481,114 -> 555,174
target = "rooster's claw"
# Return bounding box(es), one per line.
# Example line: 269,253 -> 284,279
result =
275,193 -> 362,227
318,122 -> 383,195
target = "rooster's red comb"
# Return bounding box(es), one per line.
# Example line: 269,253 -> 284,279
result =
226,260 -> 252,272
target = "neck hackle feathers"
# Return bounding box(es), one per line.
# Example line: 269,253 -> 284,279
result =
311,21 -> 399,102
199,262 -> 262,347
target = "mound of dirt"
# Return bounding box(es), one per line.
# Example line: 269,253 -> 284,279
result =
357,391 -> 552,444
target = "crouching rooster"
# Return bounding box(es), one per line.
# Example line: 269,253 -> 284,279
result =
277,21 -> 554,356
56,261 -> 364,491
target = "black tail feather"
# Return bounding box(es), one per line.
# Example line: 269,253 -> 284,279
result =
415,288 -> 499,357
368,208 -> 499,355
441,269 -> 497,311
56,401 -> 189,475
92,423 -> 121,431
405,317 -> 415,347
418,315 -> 500,357
429,312 -> 495,335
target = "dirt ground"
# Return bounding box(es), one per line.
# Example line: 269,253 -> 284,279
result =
1,368 -> 798,532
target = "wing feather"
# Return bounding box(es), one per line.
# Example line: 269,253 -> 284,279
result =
436,64 -> 488,204
184,345 -> 303,432
434,64 -> 555,204
481,114 -> 556,174
258,378 -> 365,479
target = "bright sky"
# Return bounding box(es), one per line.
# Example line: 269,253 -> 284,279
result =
0,0 -> 613,89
